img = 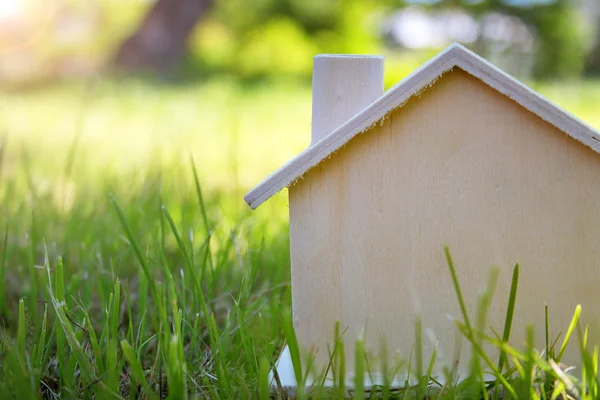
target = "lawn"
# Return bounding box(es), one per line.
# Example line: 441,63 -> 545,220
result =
1,77 -> 600,399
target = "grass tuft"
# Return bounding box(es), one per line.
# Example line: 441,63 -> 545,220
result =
1,79 -> 600,398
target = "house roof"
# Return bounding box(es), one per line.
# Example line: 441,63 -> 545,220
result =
244,43 -> 600,210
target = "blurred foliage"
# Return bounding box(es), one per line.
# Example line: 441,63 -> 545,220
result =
0,0 -> 594,85
187,0 -> 588,80
187,0 -> 383,80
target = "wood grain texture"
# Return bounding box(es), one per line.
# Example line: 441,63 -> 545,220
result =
245,43 -> 600,209
289,69 -> 600,374
311,55 -> 384,145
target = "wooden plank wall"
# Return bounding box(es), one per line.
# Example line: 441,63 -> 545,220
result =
289,69 -> 600,376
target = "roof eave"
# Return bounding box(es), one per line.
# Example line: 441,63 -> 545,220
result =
244,43 -> 600,209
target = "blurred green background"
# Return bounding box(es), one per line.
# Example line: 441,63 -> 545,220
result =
3,0 -> 600,84
2,0 -> 600,197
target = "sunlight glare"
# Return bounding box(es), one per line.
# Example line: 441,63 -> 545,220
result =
0,0 -> 23,19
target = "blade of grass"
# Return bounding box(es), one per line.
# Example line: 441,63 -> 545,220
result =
455,321 -> 518,398
17,299 -> 26,358
258,357 -> 272,400
593,345 -> 599,398
415,315 -> 423,390
444,246 -> 472,333
208,312 -> 230,398
403,346 -> 414,400
161,206 -> 203,305
497,264 -> 519,375
318,323 -> 347,394
577,324 -> 600,399
282,308 -> 303,389
121,339 -> 157,400
137,272 -> 148,346
106,280 -> 121,394
556,305 -> 581,363
78,301 -> 104,373
50,292 -> 104,397
426,345 -> 438,387
353,338 -> 365,400
329,321 -> 346,398
234,300 -> 258,376
53,256 -> 74,391
337,331 -> 346,400
26,229 -> 38,331
474,268 -> 499,400
521,326 -> 536,400
379,338 -> 391,400
581,325 -> 589,399
34,304 -> 48,371
545,303 -> 549,362
110,194 -> 158,299
1,339 -> 33,399
190,155 -> 212,238
0,225 -> 7,315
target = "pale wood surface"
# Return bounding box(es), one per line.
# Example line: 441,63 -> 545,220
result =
311,55 -> 384,145
245,43 -> 600,209
289,69 -> 600,374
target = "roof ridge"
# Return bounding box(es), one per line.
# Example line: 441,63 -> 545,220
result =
244,43 -> 600,209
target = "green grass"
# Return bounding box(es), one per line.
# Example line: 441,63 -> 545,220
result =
0,78 -> 600,398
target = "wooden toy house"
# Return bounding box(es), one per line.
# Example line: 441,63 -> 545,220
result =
244,43 -> 600,385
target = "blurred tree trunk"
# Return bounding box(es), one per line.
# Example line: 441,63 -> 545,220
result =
112,0 -> 214,74
585,29 -> 600,75
584,0 -> 600,75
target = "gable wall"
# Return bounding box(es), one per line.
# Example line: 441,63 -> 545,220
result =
289,68 -> 600,374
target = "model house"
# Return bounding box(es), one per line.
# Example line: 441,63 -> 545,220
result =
244,43 -> 600,386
